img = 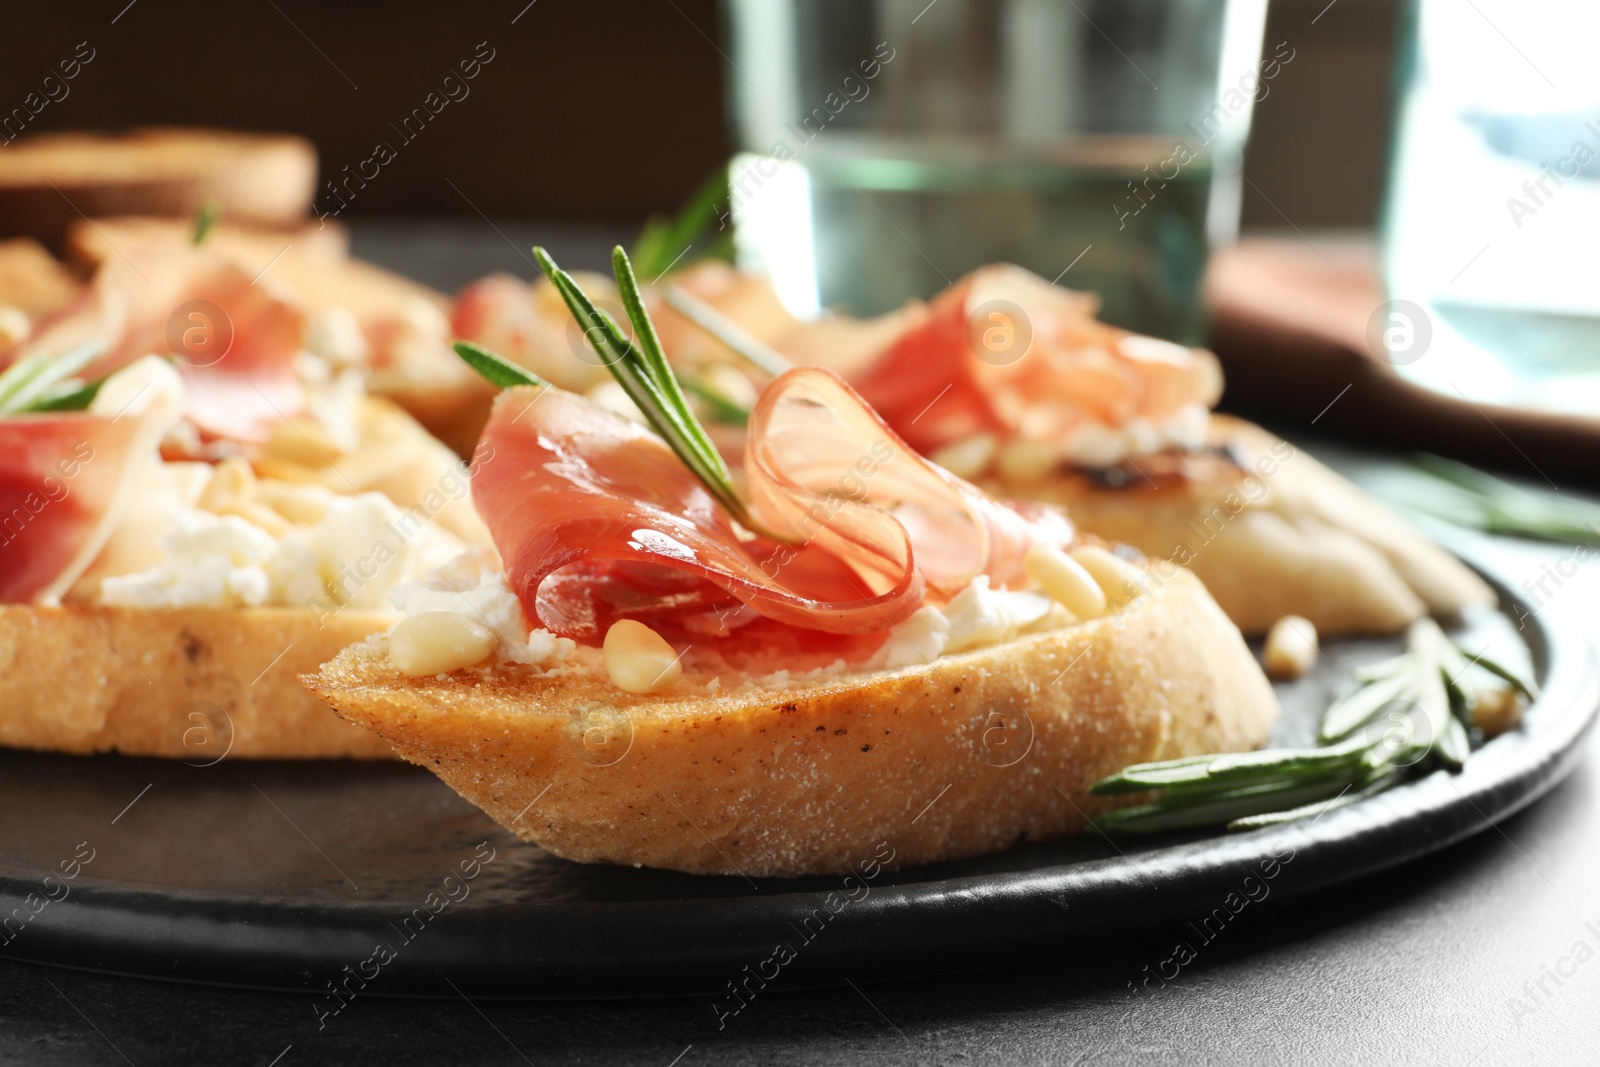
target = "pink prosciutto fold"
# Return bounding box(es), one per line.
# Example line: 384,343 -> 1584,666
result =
843,264 -> 1222,455
7,249 -> 304,443
0,410 -> 160,603
470,367 -> 1073,649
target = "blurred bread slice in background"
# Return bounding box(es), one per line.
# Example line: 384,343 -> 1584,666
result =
66,215 -> 493,454
0,237 -> 82,320
0,127 -> 316,250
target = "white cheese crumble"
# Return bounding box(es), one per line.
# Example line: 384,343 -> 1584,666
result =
881,576 -> 1055,669
304,307 -> 370,368
1060,403 -> 1210,469
941,576 -> 1052,654
882,605 -> 950,669
99,491 -> 463,611
389,562 -> 575,668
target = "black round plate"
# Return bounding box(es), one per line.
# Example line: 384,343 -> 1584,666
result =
0,535 -> 1593,999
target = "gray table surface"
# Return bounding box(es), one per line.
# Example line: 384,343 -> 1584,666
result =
2,223 -> 1595,1067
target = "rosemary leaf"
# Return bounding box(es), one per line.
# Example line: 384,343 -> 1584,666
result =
682,377 -> 751,425
1227,770 -> 1401,831
192,200 -> 220,246
452,341 -> 546,390
1094,775 -> 1368,834
611,246 -> 727,480
1091,737 -> 1366,796
0,339 -> 106,415
1461,646 -> 1540,701
629,168 -> 733,280
1405,453 -> 1600,547
25,377 -> 105,412
1319,668 -> 1414,743
663,284 -> 794,378
534,248 -> 721,485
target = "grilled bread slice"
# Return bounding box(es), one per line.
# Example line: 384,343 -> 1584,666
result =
993,416 -> 1495,637
0,605 -> 395,759
303,566 -> 1276,876
0,128 -> 316,249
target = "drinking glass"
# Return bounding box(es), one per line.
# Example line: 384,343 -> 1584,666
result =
1381,0 -> 1600,415
720,0 -> 1272,343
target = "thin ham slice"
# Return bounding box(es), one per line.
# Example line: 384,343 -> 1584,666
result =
824,264 -> 1222,455
9,249 -> 304,443
744,368 -> 1073,597
0,411 -> 158,603
472,367 -> 1073,648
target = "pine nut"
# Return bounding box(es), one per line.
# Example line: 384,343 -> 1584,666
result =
1472,685 -> 1522,738
1069,545 -> 1148,607
219,501 -> 294,539
930,433 -> 999,481
390,611 -> 499,676
197,458 -> 257,514
604,620 -> 683,694
0,305 -> 30,349
995,438 -> 1060,484
1263,615 -> 1318,680
1024,543 -> 1106,620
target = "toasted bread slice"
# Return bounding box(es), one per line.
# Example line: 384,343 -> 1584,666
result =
304,567 -> 1276,876
0,238 -> 83,319
0,605 -> 396,759
994,416 -> 1495,637
0,128 -> 316,249
63,215 -> 350,275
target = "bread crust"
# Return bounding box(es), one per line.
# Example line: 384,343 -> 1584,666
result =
991,416 -> 1494,637
0,605 -> 396,759
303,568 -> 1277,876
0,129 -> 316,250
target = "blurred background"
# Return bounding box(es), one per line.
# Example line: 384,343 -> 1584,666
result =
0,0 -> 1395,238
3,0 -> 1595,481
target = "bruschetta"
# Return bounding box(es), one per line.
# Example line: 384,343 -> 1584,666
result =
303,249 -> 1278,876
0,242 -> 487,759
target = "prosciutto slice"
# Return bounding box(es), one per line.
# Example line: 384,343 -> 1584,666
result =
0,411 -> 159,603
9,249 -> 304,443
472,367 -> 1073,646
839,264 -> 1222,455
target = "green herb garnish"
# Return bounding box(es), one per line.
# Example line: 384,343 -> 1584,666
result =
1089,618 -> 1532,833
629,168 -> 734,280
681,377 -> 750,425
452,340 -> 546,390
453,246 -> 794,543
1398,454 -> 1600,546
0,339 -> 108,415
662,284 -> 793,379
192,200 -> 220,246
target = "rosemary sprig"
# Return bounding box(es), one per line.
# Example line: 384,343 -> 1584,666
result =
662,284 -> 793,379
454,246 -> 794,543
452,340 -> 546,390
1089,619 -> 1533,833
629,168 -> 734,280
192,200 -> 220,246
681,377 -> 750,425
0,339 -> 108,415
1400,454 -> 1600,547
